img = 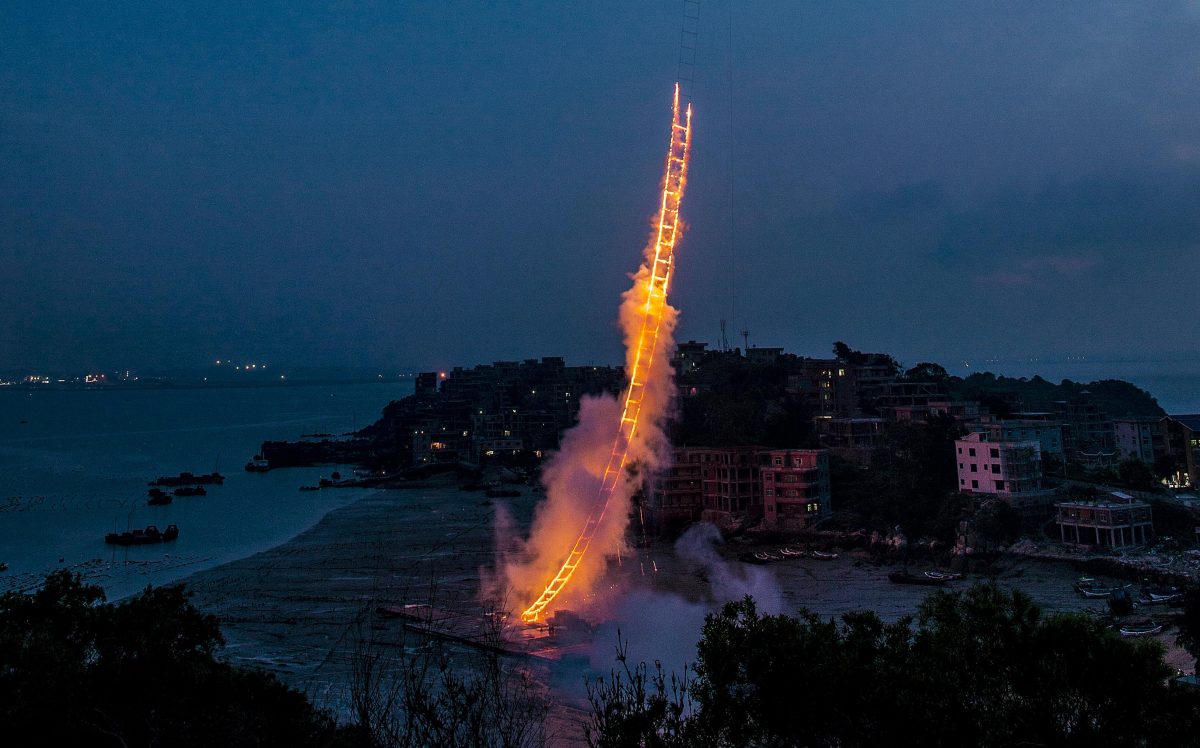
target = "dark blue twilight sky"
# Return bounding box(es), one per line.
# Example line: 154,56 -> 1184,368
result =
3,1 -> 1200,372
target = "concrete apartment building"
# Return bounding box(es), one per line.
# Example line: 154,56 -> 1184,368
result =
981,420 -> 1065,459
1162,414 -> 1200,487
649,446 -> 831,532
1053,399 -> 1116,462
1114,417 -> 1163,465
1056,493 -> 1153,549
955,432 -> 1052,518
762,449 -> 832,531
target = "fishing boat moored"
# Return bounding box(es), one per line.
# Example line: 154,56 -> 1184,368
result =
1119,621 -> 1164,638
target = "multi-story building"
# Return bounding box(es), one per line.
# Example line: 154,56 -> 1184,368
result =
672,340 -> 709,376
873,381 -> 949,422
762,449 -> 831,531
383,358 -> 624,467
981,420 -> 1065,459
784,358 -> 856,420
814,417 -> 885,465
1114,418 -> 1164,465
955,432 -> 1052,518
1056,494 -> 1153,549
1053,399 -> 1116,459
648,445 -> 831,532
1162,414 -> 1200,487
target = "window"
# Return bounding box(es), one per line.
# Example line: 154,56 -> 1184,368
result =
958,463 -> 963,469
991,464 -> 1000,474
970,464 -> 977,473
960,478 -> 965,485
957,447 -> 962,454
990,448 -> 1000,458
968,448 -> 976,457
971,480 -> 979,489
995,480 -> 1005,491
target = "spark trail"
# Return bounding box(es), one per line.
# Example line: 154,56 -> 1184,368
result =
520,85 -> 693,623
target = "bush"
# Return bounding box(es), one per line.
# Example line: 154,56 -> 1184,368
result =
588,584 -> 1200,747
0,571 -> 346,748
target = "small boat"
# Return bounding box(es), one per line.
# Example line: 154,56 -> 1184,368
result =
810,550 -> 839,560
924,570 -> 961,581
244,457 -> 270,473
888,570 -> 948,586
739,552 -> 770,565
147,491 -> 173,506
105,524 -> 178,546
779,547 -> 806,558
173,485 -> 206,497
0,562 -> 8,572
754,552 -> 782,562
1077,582 -> 1132,599
149,471 -> 224,487
1120,621 -> 1164,638
1139,587 -> 1184,605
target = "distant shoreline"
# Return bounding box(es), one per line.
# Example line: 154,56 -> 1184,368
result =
0,378 -> 411,394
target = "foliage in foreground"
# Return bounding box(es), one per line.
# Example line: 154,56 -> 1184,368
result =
588,583 -> 1200,748
346,606 -> 549,748
0,570 -> 344,748
0,572 -> 551,748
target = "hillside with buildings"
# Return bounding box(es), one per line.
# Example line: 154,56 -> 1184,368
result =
260,341 -> 1200,552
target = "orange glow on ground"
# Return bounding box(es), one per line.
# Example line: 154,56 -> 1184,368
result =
520,85 -> 692,623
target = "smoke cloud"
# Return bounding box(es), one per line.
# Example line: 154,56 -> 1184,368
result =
491,231 -> 679,617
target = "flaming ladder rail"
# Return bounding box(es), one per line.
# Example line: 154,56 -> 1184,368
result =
521,85 -> 692,623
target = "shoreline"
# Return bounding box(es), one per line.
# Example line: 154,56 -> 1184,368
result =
173,477 -> 1197,727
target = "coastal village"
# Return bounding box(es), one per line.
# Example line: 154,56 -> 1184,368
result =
264,341 -> 1198,546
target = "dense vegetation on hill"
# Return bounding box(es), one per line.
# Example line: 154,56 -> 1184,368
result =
588,584 -> 1200,748
951,372 -> 1165,418
827,412 -> 967,540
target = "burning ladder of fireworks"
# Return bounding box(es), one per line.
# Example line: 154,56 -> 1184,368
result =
521,85 -> 692,623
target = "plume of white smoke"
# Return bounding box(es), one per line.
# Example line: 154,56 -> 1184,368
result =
491,221 -> 679,617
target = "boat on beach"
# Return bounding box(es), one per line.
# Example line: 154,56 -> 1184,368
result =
810,550 -> 839,560
147,489 -> 173,506
779,547 -> 806,558
1138,586 -> 1184,605
244,457 -> 270,472
105,524 -> 179,546
1076,581 -> 1133,599
924,570 -> 961,581
888,570 -> 948,586
1119,621 -> 1164,638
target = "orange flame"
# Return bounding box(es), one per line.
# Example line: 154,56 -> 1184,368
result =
519,85 -> 692,623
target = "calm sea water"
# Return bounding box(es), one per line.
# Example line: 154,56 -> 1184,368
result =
0,381 -> 412,598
